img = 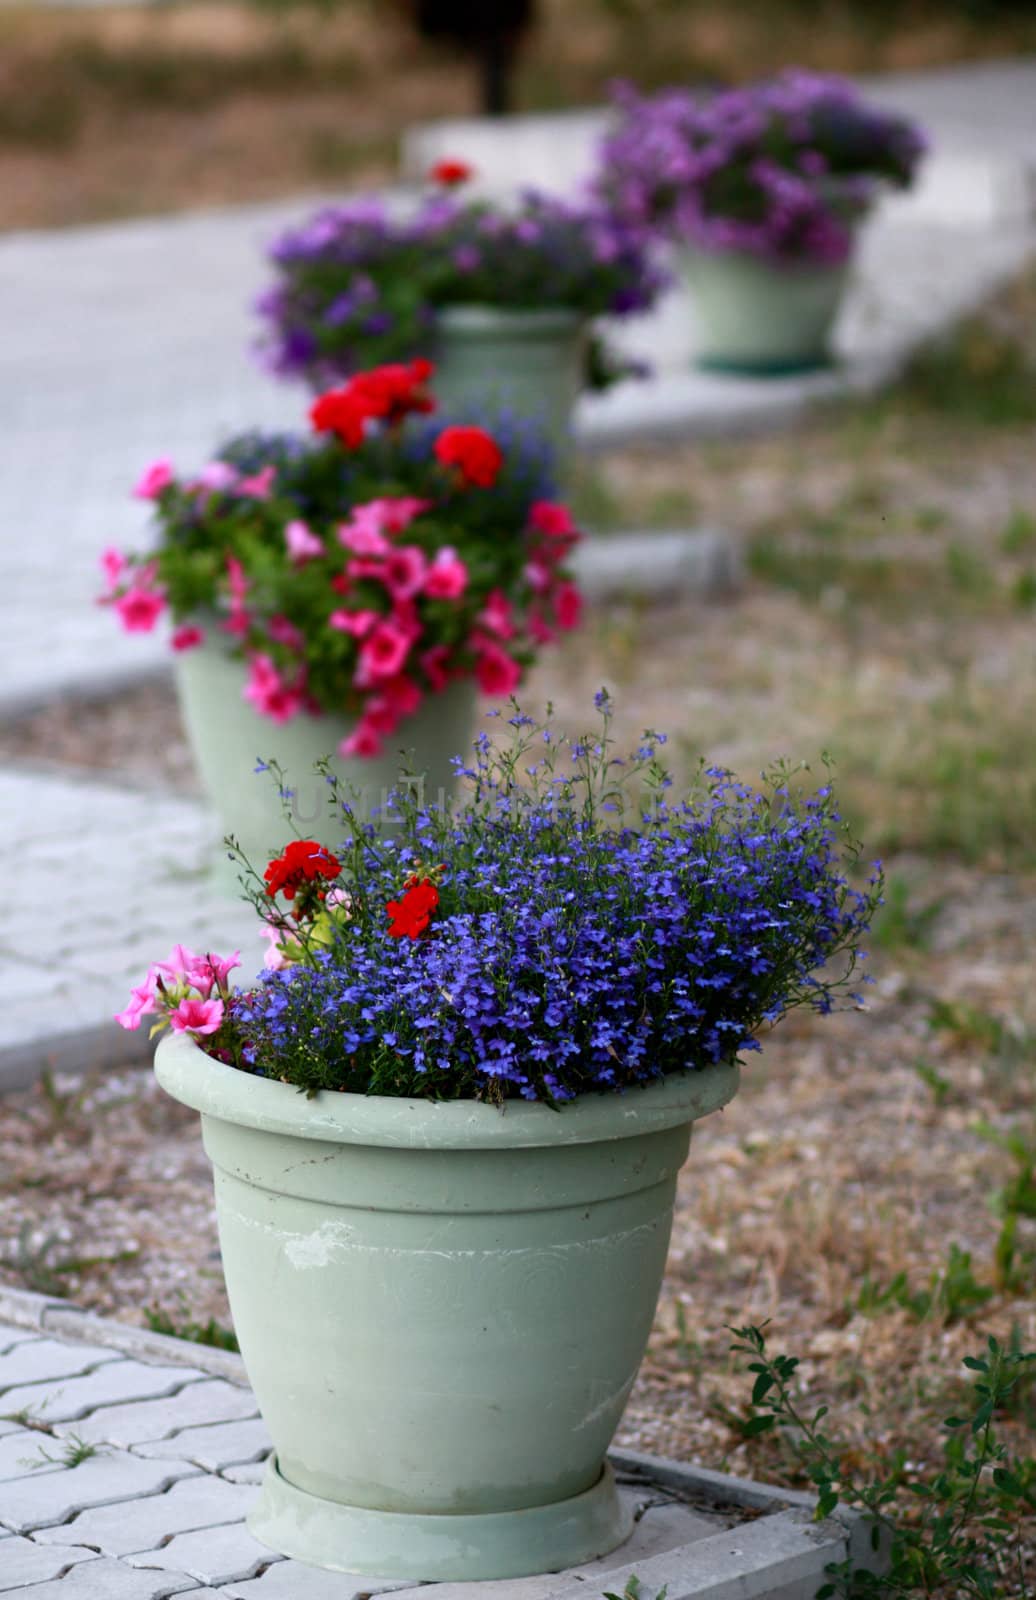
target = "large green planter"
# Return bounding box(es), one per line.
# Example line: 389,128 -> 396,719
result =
154,1031 -> 739,1581
433,305 -> 586,460
681,246 -> 852,374
175,633 -> 477,876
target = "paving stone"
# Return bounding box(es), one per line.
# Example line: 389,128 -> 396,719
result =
134,1417 -> 272,1472
0,1426 -> 68,1482
126,1521 -> 283,1586
223,1565 -> 414,1599
0,1329 -> 40,1357
219,1461 -> 266,1486
0,1337 -> 122,1395
0,1534 -> 98,1591
0,1360 -> 201,1426
55,1378 -> 260,1448
34,1472 -> 259,1558
5,1557 -> 199,1599
0,1448 -> 197,1534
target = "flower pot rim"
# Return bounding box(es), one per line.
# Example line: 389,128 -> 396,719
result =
435,304 -> 585,335
154,1029 -> 739,1151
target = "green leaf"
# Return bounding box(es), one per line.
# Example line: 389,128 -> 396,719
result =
741,1414 -> 776,1438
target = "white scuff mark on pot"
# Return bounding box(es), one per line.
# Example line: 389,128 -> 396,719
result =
282,1219 -> 358,1268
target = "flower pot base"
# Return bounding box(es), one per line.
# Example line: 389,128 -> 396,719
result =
695,352 -> 836,377
248,1455 -> 634,1581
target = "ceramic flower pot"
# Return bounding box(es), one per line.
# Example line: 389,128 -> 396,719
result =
433,305 -> 587,459
680,246 -> 852,374
174,633 -> 477,880
154,1030 -> 739,1581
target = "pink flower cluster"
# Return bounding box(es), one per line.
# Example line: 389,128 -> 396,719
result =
115,945 -> 240,1039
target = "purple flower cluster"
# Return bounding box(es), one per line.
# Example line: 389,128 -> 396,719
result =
595,70 -> 925,266
227,705 -> 879,1105
257,190 -> 665,390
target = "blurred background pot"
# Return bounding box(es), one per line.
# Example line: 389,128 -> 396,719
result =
433,304 -> 586,457
681,247 -> 852,374
154,1032 -> 739,1581
175,632 -> 476,880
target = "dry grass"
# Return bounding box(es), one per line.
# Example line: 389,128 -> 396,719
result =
1,0 -> 1035,230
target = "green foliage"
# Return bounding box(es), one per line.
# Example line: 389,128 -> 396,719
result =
853,1244 -> 993,1326
1000,510 -> 1036,555
603,1577 -> 667,1600
871,880 -> 943,953
729,1323 -> 1036,1597
975,1121 -> 1036,1294
145,1297 -> 240,1353
886,321 -> 1036,428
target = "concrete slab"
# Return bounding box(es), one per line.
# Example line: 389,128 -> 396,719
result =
0,1290 -> 885,1599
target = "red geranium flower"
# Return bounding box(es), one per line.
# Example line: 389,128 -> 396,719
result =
264,839 -> 341,900
430,158 -> 474,187
433,425 -> 503,489
310,361 -> 436,448
309,387 -> 369,449
386,878 -> 440,940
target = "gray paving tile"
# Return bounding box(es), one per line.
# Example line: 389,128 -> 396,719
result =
134,1418 -> 272,1473
0,1426 -> 67,1482
223,1565 -> 413,1599
4,1557 -> 199,1599
0,1448 -> 197,1534
0,1534 -> 98,1592
34,1472 -> 258,1558
0,1360 -> 200,1425
55,1378 -> 260,1448
126,1521 -> 283,1586
0,1337 -> 122,1395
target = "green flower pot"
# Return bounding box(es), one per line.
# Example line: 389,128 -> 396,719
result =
154,1031 -> 739,1581
174,633 -> 477,878
433,305 -> 587,461
680,246 -> 852,374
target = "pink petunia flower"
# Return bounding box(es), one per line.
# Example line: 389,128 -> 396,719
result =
115,588 -> 166,633
194,460 -> 239,494
477,588 -> 516,640
285,519 -> 324,564
99,547 -> 127,591
378,673 -> 422,717
243,653 -> 304,724
168,996 -> 225,1035
525,558 -> 552,594
133,458 -> 175,500
420,644 -> 452,692
554,581 -> 583,631
370,496 -> 431,535
338,518 -> 390,557
527,609 -> 556,646
329,607 -> 380,637
383,545 -> 428,602
362,697 -> 400,737
259,926 -> 291,972
339,719 -> 383,759
186,950 -> 241,994
529,500 -> 577,539
114,978 -> 159,1031
171,624 -> 205,652
423,547 -> 469,600
267,614 -> 305,650
236,465 -> 277,500
474,640 -> 523,696
357,620 -> 413,684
